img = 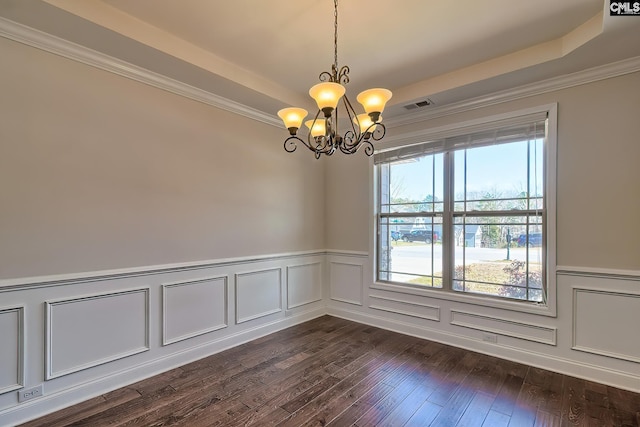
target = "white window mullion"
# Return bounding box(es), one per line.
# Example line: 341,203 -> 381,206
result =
441,150 -> 454,292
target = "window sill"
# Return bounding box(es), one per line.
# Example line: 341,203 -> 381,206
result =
371,280 -> 556,317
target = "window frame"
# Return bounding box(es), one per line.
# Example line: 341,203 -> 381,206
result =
371,104 -> 557,317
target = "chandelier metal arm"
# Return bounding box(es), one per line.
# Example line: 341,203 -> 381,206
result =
318,70 -> 333,82
341,92 -> 359,138
307,110 -> 331,152
277,0 -> 391,158
337,65 -> 349,85
296,67 -> 389,158
319,65 -> 350,85
283,135 -> 303,153
339,138 -> 374,156
284,134 -> 340,157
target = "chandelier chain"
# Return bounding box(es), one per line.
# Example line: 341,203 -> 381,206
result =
334,0 -> 338,71
277,0 -> 391,158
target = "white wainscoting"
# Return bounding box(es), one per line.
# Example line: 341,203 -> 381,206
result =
572,288 -> 640,363
558,268 -> 640,367
286,262 -> 323,309
2,253 -> 639,425
0,306 -> 24,395
45,289 -> 150,380
369,293 -> 440,322
162,276 -> 228,346
450,310 -> 557,345
329,261 -> 640,394
235,268 -> 282,324
0,251 -> 326,426
329,261 -> 364,306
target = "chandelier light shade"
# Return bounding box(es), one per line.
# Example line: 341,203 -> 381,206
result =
353,113 -> 380,134
356,88 -> 392,122
305,119 -> 326,137
277,107 -> 308,135
277,0 -> 392,158
309,82 -> 346,113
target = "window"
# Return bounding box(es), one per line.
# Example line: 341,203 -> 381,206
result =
376,108 -> 554,305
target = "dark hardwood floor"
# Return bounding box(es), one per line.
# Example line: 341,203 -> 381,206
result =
21,316 -> 640,426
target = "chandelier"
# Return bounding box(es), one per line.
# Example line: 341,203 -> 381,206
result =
277,0 -> 392,159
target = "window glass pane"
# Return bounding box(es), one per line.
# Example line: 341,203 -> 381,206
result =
454,151 -> 465,205
379,163 -> 390,214
528,234 -> 544,297
434,153 -> 444,203
454,141 -> 531,211
530,197 -> 543,210
377,114 -> 548,305
529,138 -> 544,207
378,218 -> 391,282
453,215 -> 542,244
452,219 -> 543,301
378,216 -> 443,288
388,154 -> 443,213
466,142 -> 528,197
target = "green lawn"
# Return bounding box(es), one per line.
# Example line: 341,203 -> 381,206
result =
407,260 -> 542,299
408,261 -> 511,286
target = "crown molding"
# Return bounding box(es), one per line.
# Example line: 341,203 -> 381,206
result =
386,55 -> 640,128
0,17 -> 282,128
2,17 -> 639,130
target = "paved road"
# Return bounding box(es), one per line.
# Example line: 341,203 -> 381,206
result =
388,243 -> 542,280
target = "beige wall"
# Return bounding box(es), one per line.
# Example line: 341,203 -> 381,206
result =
324,151 -> 371,251
325,71 -> 640,270
0,38 -> 325,279
1,33 -> 638,279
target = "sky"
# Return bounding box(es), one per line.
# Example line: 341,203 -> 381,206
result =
390,139 -> 543,202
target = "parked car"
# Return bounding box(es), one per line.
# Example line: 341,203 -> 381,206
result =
402,229 -> 440,243
390,230 -> 401,241
517,232 -> 542,247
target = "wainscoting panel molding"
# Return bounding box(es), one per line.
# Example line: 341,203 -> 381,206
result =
0,306 -> 24,395
286,262 -> 323,309
0,252 -> 325,426
329,261 -> 364,306
235,268 -> 282,324
45,289 -> 150,380
4,256 -> 640,426
162,276 -> 228,346
450,310 -> 557,345
573,288 -> 640,363
369,294 -> 440,322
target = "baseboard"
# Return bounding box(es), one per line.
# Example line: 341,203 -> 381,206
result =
0,307 -> 324,426
326,306 -> 640,394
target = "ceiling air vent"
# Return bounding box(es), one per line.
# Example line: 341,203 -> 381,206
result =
404,98 -> 434,110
